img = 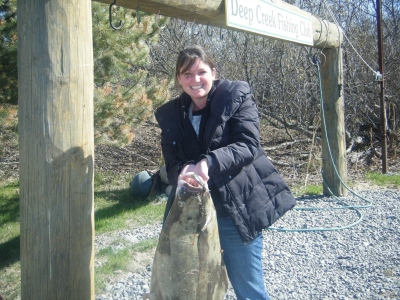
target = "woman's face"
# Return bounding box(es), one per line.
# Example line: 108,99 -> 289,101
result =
177,58 -> 216,109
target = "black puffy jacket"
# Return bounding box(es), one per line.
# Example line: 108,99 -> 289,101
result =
155,80 -> 296,244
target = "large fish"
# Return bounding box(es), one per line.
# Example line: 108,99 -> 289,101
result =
143,172 -> 228,300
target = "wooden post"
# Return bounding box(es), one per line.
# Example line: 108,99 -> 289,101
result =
18,0 -> 95,299
376,0 -> 387,173
320,48 -> 347,196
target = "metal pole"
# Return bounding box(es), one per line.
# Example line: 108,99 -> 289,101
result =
377,0 -> 387,173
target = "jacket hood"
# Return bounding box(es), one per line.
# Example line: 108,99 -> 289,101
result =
210,80 -> 252,123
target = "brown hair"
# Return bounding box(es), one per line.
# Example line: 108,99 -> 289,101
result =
175,45 -> 216,80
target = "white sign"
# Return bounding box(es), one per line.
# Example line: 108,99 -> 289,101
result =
225,0 -> 314,46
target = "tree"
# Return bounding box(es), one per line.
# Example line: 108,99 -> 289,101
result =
92,2 -> 170,145
1,1 -> 171,145
1,0 -> 398,152
0,0 -> 17,105
150,20 -> 322,141
148,1 -> 399,155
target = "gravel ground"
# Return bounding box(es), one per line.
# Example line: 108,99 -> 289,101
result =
95,189 -> 400,300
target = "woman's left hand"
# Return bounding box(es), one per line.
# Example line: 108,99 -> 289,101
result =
192,158 -> 209,182
179,159 -> 209,182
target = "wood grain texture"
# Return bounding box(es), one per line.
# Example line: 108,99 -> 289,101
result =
18,0 -> 95,298
320,48 -> 348,196
94,0 -> 342,48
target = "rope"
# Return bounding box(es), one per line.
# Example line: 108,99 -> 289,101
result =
320,0 -> 378,76
268,55 -> 374,233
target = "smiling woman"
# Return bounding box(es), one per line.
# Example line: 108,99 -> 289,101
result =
154,45 -> 296,300
175,48 -> 216,111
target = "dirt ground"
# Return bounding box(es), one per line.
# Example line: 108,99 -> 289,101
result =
94,121 -> 400,190
1,121 -> 399,189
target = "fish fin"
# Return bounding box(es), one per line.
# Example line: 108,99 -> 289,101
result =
201,213 -> 212,231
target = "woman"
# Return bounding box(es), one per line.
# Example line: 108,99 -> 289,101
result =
155,45 -> 296,300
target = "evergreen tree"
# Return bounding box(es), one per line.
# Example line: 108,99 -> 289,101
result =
0,0 -> 17,105
0,1 -> 171,145
92,2 -> 171,145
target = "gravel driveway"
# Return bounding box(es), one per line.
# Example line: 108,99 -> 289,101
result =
95,189 -> 400,300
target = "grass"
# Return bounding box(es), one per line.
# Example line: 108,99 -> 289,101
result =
0,172 -> 165,299
93,172 -> 166,234
0,181 -> 21,299
1,170 -> 399,298
292,172 -> 400,197
365,171 -> 400,187
292,184 -> 323,197
95,238 -> 158,292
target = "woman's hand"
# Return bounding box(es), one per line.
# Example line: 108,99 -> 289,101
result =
193,159 -> 209,182
179,159 -> 209,182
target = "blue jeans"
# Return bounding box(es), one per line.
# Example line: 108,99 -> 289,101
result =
217,217 -> 271,300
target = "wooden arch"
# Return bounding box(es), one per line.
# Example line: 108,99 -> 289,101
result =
17,0 -> 346,298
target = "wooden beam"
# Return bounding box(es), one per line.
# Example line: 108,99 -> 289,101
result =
18,0 -> 95,299
320,48 -> 348,196
94,0 -> 342,48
